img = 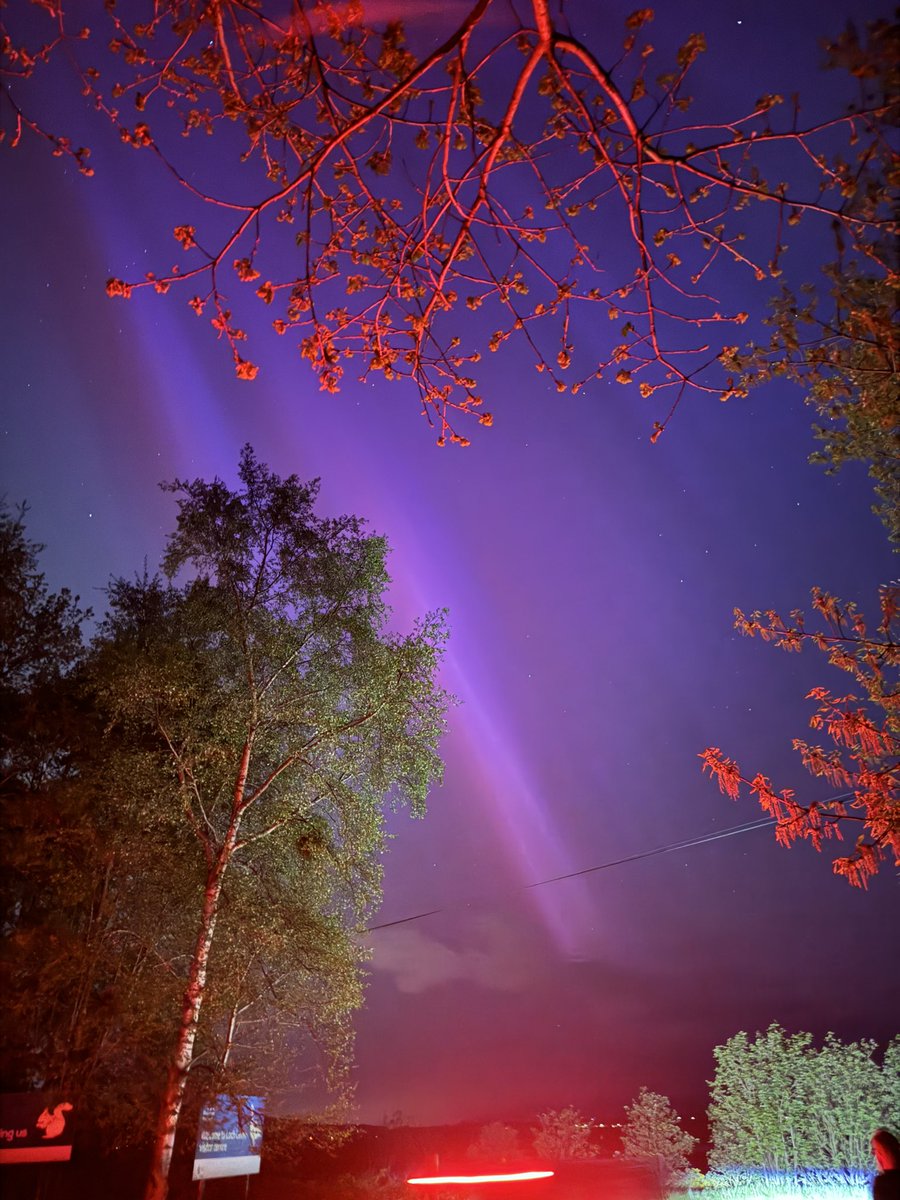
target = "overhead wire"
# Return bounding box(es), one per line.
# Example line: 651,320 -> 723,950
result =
522,815 -> 778,889
366,813 -> 779,932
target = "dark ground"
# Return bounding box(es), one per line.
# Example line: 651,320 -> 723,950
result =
0,1118 -> 677,1198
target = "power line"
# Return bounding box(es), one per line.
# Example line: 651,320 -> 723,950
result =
522,816 -> 777,888
366,814 -> 777,932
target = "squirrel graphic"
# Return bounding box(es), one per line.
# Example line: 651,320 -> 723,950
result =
36,1103 -> 73,1140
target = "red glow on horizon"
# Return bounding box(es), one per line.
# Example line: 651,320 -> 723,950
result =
407,1168 -> 555,1185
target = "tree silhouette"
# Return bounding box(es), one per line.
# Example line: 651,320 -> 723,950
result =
467,1121 -> 523,1163
532,1105 -> 598,1160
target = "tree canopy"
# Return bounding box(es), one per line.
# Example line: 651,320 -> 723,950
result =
531,1104 -> 598,1161
620,1087 -> 696,1184
2,3 -> 896,442
467,1120 -> 524,1163
708,1024 -> 899,1173
0,507 -> 98,1103
697,26 -> 898,887
733,270 -> 900,549
0,453 -> 451,1200
0,504 -> 86,790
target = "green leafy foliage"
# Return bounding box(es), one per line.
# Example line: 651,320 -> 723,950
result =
804,275 -> 898,549
0,455 -> 451,1198
0,509 -> 174,1137
708,1023 -> 899,1172
720,22 -> 898,538
727,269 -> 899,549
79,447 -> 451,1196
620,1086 -> 696,1184
0,504 -> 86,789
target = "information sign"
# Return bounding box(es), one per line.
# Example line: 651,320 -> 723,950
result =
0,1093 -> 75,1164
192,1094 -> 265,1182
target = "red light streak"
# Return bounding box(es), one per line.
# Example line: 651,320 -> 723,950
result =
407,1169 -> 555,1185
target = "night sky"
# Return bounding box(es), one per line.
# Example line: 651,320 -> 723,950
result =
2,0 -> 897,1130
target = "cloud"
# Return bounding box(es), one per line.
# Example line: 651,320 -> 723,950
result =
367,912 -> 543,994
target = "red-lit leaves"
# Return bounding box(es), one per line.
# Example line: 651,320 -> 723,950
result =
702,586 -> 900,887
5,1 -> 897,443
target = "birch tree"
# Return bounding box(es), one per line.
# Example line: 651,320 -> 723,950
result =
85,447 -> 450,1200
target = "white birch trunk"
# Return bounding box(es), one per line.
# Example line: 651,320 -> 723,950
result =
144,743 -> 251,1200
143,861 -> 223,1200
